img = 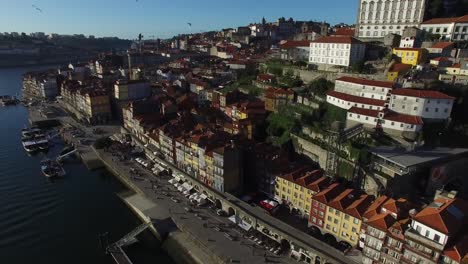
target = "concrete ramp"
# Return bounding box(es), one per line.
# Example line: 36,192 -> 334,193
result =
123,194 -> 177,239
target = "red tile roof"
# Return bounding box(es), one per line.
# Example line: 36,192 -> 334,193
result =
348,107 -> 380,118
431,42 -> 454,49
328,91 -> 386,107
391,88 -> 454,100
280,40 -> 312,49
363,196 -> 390,220
334,28 -> 355,36
345,194 -> 374,219
336,76 -> 395,89
384,111 -> 424,125
444,235 -> 468,262
313,183 -> 343,204
312,36 -> 363,44
308,176 -> 331,193
422,15 -> 468,24
413,198 -> 468,234
257,73 -> 275,81
366,213 -> 396,232
328,189 -> 356,211
389,63 -> 412,73
431,57 -> 450,62
348,107 -> 424,125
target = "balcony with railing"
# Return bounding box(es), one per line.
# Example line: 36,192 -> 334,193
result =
405,228 -> 445,252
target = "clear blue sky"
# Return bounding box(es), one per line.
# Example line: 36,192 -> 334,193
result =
0,0 -> 358,39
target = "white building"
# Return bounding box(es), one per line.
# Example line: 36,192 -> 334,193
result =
356,0 -> 426,38
309,36 -> 366,68
389,89 -> 455,120
347,107 -> 423,136
421,15 -> 468,41
400,36 -> 418,48
328,77 -> 454,137
280,40 -> 311,61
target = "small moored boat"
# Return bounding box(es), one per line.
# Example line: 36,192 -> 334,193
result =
40,159 -> 66,178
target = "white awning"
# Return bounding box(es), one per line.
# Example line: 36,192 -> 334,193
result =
228,215 -> 237,224
228,215 -> 251,231
177,185 -> 184,192
174,183 -> 180,188
168,179 -> 175,184
199,193 -> 208,200
181,182 -> 193,191
189,193 -> 199,200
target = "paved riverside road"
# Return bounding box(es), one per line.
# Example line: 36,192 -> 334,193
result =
98,150 -> 297,264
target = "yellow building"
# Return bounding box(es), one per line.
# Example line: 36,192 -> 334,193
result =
264,88 -> 294,112
274,168 -> 328,218
323,190 -> 373,247
392,48 -> 427,66
387,63 -> 412,81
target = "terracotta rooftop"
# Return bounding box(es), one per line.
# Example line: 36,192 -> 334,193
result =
389,63 -> 412,73
328,90 -> 386,107
312,36 -> 363,44
383,110 -> 424,125
336,76 -> 395,89
444,235 -> 468,262
431,42 -> 454,49
422,15 -> 468,24
328,189 -> 357,211
280,40 -> 312,49
363,196 -> 390,220
313,183 -> 344,204
348,107 -> 380,118
391,88 -> 454,100
333,28 -> 355,36
413,197 -> 468,235
366,213 -> 396,232
345,194 -> 374,219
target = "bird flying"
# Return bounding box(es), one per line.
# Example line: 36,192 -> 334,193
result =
32,4 -> 42,13
187,23 -> 192,27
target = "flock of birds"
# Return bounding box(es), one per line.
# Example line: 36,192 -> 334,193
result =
30,2 -> 195,36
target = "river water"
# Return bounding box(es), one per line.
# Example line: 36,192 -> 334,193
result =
0,66 -> 174,264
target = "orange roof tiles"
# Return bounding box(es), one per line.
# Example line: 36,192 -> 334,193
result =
313,183 -> 344,204
422,15 -> 468,24
444,235 -> 468,262
328,90 -> 386,107
312,36 -> 363,44
391,88 -> 454,100
431,42 -> 454,49
336,76 -> 395,89
413,198 -> 468,235
334,28 -> 355,36
363,196 -> 390,220
328,189 -> 356,211
383,110 -> 424,125
366,213 -> 397,232
389,63 -> 412,73
348,107 -> 380,118
280,40 -> 312,49
345,194 -> 374,219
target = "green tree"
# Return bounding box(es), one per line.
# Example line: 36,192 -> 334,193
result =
308,78 -> 333,97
